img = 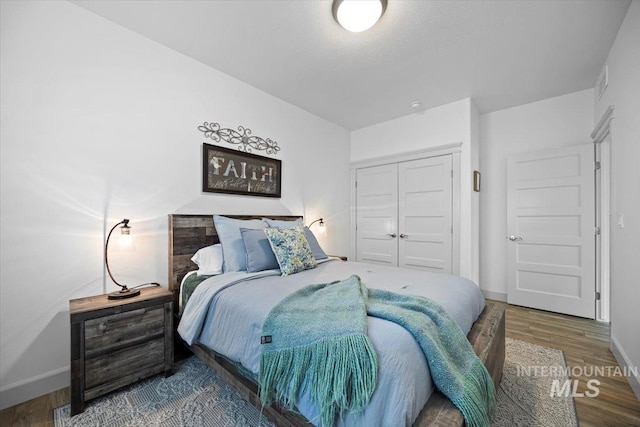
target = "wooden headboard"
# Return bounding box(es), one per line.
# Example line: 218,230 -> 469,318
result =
168,214 -> 303,308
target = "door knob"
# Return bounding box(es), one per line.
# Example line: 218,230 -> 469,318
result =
387,233 -> 397,238
399,233 -> 408,239
507,235 -> 523,241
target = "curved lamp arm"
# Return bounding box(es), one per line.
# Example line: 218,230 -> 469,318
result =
308,218 -> 323,228
105,218 -> 130,292
308,218 -> 326,234
105,219 -> 157,299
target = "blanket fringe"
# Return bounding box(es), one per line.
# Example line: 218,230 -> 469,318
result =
452,358 -> 496,427
259,334 -> 377,427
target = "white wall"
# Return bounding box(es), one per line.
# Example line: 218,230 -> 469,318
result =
470,101 -> 481,285
350,98 -> 479,283
479,89 -> 594,298
0,0 -> 350,408
351,99 -> 471,163
593,0 -> 640,399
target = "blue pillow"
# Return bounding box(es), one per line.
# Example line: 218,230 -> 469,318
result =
240,228 -> 280,272
303,226 -> 328,260
213,215 -> 267,272
262,217 -> 302,229
264,225 -> 317,276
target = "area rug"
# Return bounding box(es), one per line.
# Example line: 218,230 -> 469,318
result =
491,338 -> 578,426
54,338 -> 577,426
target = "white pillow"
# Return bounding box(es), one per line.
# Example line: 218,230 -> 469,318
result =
191,244 -> 223,276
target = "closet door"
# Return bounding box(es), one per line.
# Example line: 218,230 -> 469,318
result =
398,155 -> 453,273
355,164 -> 398,265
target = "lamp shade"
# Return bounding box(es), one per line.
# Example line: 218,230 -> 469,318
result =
119,221 -> 133,249
333,0 -> 387,32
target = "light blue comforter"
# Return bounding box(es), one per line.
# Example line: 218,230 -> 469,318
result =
178,260 -> 485,427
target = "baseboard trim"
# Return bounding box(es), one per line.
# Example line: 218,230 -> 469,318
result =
0,367 -> 69,410
482,290 -> 507,302
611,334 -> 640,400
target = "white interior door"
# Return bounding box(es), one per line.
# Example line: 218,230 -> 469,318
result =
398,155 -> 453,273
507,144 -> 595,318
356,164 -> 398,265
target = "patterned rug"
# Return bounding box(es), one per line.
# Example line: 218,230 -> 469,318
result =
491,338 -> 578,426
54,338 -> 577,426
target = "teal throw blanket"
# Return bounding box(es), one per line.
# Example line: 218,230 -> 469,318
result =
258,275 -> 378,427
258,275 -> 495,427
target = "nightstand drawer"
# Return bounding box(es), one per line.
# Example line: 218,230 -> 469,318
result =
85,306 -> 164,354
85,337 -> 165,389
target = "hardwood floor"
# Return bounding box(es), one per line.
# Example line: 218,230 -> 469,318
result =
1,302 -> 639,426
502,302 -> 640,427
0,387 -> 68,427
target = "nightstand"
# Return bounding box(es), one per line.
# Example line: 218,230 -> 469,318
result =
69,286 -> 173,415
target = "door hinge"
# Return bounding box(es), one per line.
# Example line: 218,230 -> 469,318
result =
595,226 -> 601,235
595,161 -> 601,170
596,291 -> 601,301
451,169 -> 453,178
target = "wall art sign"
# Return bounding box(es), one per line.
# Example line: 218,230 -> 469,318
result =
202,143 -> 281,198
198,122 -> 280,155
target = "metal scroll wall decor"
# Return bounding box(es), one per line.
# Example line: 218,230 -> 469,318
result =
198,122 -> 281,155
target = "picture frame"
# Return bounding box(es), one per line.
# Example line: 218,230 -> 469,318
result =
473,170 -> 481,192
202,143 -> 282,198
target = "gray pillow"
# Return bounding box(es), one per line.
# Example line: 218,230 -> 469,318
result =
213,215 -> 267,272
303,226 -> 328,260
240,228 -> 280,272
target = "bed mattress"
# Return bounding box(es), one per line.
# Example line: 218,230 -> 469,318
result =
178,260 -> 485,426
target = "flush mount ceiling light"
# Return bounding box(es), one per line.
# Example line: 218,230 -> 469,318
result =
332,0 -> 387,33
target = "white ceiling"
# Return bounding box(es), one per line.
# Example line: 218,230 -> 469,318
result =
72,0 -> 630,130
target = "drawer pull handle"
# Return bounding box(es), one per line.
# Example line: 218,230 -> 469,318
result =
98,322 -> 107,332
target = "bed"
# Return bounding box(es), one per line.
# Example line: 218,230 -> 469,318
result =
168,214 -> 505,427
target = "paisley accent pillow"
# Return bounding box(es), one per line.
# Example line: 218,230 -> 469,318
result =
264,225 -> 318,275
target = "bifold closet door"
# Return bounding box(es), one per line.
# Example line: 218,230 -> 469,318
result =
355,164 -> 398,266
398,155 -> 453,273
355,155 -> 453,272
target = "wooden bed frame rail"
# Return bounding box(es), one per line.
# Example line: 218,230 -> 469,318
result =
168,214 -> 505,427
